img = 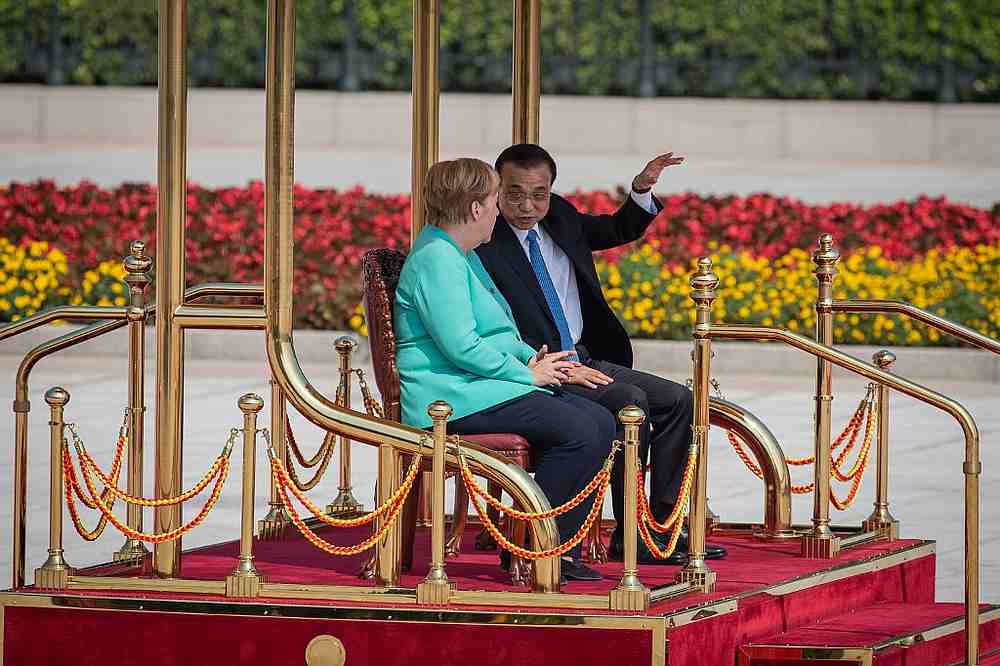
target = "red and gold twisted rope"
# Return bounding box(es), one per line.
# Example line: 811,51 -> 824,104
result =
77,446 -> 226,507
270,448 -> 422,528
62,443 -> 118,541
463,463 -> 610,561
75,451 -> 229,544
275,465 -> 410,556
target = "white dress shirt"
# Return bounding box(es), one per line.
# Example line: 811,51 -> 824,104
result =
508,189 -> 657,346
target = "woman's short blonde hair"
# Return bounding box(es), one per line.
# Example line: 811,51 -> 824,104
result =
423,158 -> 500,227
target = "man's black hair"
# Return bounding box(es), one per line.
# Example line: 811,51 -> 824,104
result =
494,144 -> 557,184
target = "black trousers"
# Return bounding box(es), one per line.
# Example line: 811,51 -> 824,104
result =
448,391 -> 615,546
563,357 -> 693,536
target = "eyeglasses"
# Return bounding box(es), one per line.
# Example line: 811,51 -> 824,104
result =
503,191 -> 550,205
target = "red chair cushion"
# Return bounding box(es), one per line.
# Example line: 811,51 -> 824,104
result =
464,433 -> 532,469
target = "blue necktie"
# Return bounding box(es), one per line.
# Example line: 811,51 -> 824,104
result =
526,229 -> 574,353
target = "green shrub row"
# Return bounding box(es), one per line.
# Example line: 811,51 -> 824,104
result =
2,0 -> 999,101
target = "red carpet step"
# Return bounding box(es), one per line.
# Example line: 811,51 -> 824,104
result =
740,602 -> 1000,666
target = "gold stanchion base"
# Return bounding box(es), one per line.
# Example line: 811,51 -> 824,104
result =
225,572 -> 263,598
34,566 -> 72,590
675,565 -> 717,592
609,585 -> 650,612
326,490 -> 364,517
257,507 -> 292,542
113,539 -> 150,564
416,580 -> 455,605
861,518 -> 899,541
801,534 -> 842,559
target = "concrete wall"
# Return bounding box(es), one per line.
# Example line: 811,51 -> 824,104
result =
3,85 -> 999,165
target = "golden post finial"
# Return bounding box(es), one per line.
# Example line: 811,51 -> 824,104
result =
238,393 -> 265,414
617,405 -> 647,427
812,233 -> 841,280
873,350 -> 897,369
427,400 -> 453,421
334,335 -> 357,354
44,387 -> 70,407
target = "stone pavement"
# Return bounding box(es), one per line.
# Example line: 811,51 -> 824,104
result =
4,145 -> 1000,207
0,351 -> 996,602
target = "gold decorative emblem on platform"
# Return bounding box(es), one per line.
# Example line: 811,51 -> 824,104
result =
305,635 -> 346,666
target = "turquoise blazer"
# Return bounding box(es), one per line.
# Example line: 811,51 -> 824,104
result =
394,225 -> 542,428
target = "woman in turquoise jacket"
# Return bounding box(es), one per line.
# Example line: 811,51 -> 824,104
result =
395,158 -> 614,582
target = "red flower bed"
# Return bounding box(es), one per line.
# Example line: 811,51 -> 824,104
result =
2,180 -> 997,329
566,188 -> 1000,263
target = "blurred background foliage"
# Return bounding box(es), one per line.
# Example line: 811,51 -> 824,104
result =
1,0 -> 998,101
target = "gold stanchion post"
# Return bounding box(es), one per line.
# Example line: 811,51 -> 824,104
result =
676,258 -> 718,592
258,379 -> 291,540
417,401 -> 454,604
114,240 -> 152,564
35,387 -> 72,589
410,0 -> 440,242
327,336 -> 364,515
610,405 -> 650,611
801,234 -> 842,559
226,393 -> 264,597
862,350 -> 899,540
512,0 -> 541,144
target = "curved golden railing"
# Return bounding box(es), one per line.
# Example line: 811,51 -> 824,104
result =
708,397 -> 793,538
6,282 -> 262,589
703,323 -> 981,665
831,299 -> 1000,355
260,0 -> 560,593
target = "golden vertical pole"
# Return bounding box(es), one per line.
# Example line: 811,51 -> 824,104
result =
410,0 -> 440,241
34,387 -> 72,589
153,0 -> 188,578
227,393 -> 264,598
417,401 -> 454,604
12,408 -> 28,588
115,240 -> 153,564
376,442 -> 404,586
676,258 -> 718,592
258,379 -> 290,540
511,0 -> 541,144
863,351 -> 900,540
327,336 -> 363,515
802,234 -> 841,559
610,406 -> 650,611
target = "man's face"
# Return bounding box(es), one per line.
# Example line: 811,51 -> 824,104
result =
498,163 -> 552,230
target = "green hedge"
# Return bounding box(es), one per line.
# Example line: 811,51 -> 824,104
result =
3,0 -> 999,101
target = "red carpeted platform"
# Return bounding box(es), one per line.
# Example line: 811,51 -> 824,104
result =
5,524 -> 991,665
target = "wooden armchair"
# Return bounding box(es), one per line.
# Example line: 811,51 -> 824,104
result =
360,248 -> 533,578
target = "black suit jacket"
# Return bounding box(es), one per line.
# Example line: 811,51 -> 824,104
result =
476,193 -> 662,369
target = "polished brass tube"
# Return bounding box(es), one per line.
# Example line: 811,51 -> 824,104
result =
263,0 -> 561,592
410,0 -> 440,240
610,406 -> 649,611
832,299 -> 1000,355
34,387 -> 71,589
172,304 -> 267,329
512,0 -> 541,144
0,306 -> 128,343
863,351 -> 899,540
417,401 -> 453,604
258,380 -> 290,540
328,337 -> 363,514
677,258 -> 718,591
115,241 -> 153,564
153,0 -> 188,578
803,234 -> 840,558
226,394 -> 264,597
706,322 -> 980,664
12,411 -> 27,588
708,397 -> 794,539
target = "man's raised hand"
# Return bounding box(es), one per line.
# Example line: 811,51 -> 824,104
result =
631,152 -> 685,193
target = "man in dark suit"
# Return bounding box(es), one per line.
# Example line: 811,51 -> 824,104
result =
476,144 -> 726,565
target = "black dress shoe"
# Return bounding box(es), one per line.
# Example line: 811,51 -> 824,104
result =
561,558 -> 602,582
608,533 -> 687,566
674,526 -> 727,560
